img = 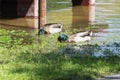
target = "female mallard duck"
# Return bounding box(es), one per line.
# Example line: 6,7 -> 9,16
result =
58,31 -> 93,43
38,23 -> 63,35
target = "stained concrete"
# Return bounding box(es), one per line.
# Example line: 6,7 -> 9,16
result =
98,74 -> 120,80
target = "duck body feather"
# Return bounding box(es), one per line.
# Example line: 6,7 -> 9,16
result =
68,36 -> 91,42
43,23 -> 62,34
58,31 -> 93,43
68,31 -> 93,42
73,31 -> 93,37
38,23 -> 62,35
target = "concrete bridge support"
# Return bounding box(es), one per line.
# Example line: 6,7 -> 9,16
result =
0,0 -> 1,18
0,0 -> 95,29
39,0 -> 46,28
17,0 -> 38,18
72,0 -> 95,6
18,0 -> 46,28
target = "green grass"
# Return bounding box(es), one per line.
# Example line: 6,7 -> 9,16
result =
0,29 -> 120,80
0,0 -> 120,80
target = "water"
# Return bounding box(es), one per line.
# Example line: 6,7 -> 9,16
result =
0,0 -> 120,44
94,0 -> 120,44
0,18 -> 38,30
47,0 -> 120,44
46,0 -> 120,56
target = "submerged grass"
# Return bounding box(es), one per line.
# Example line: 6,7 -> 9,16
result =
47,0 -> 72,11
0,29 -> 120,80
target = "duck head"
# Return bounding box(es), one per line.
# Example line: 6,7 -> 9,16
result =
58,34 -> 68,42
38,29 -> 45,35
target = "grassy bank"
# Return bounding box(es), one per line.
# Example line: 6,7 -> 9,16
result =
0,0 -> 120,80
0,29 -> 120,80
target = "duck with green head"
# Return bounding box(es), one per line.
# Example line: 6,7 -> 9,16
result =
58,31 -> 93,43
38,23 -> 63,35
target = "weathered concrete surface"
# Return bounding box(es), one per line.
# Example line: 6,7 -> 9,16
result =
81,0 -> 95,6
72,0 -> 95,6
17,0 -> 38,18
39,0 -> 46,27
98,74 -> 120,80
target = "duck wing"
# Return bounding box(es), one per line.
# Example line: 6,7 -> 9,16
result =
73,36 -> 91,42
68,35 -> 76,42
44,23 -> 62,28
74,31 -> 89,37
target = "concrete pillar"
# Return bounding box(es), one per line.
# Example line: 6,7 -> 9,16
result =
81,0 -> 95,6
72,0 -> 82,6
0,0 -> 1,18
17,0 -> 38,18
26,0 -> 39,18
72,0 -> 95,6
34,0 -> 39,18
39,0 -> 46,28
17,0 -> 46,28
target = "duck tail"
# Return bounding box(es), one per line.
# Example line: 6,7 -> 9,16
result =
89,31 -> 93,36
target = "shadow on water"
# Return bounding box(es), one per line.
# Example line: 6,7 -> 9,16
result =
0,0 -> 17,19
0,0 -> 34,19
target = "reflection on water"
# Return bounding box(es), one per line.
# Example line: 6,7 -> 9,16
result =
47,6 -> 96,32
0,18 -> 38,29
72,6 -> 95,29
47,5 -> 95,31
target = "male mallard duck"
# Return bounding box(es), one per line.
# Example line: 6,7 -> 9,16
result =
38,23 -> 63,35
58,31 -> 93,43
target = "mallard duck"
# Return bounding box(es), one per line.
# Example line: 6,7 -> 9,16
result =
38,23 -> 63,35
58,31 -> 93,43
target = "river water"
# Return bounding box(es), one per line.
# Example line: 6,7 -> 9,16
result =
47,0 -> 120,44
94,0 -> 120,44
0,0 -> 120,44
